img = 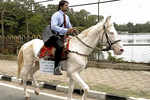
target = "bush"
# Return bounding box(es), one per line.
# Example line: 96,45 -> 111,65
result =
107,52 -> 124,63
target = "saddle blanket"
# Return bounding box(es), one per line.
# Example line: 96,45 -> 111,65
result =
38,36 -> 71,60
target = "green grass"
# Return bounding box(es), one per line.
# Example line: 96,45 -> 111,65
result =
90,84 -> 150,99
46,80 -> 150,99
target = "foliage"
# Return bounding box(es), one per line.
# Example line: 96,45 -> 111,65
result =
1,1 -> 150,35
28,14 -> 47,34
0,1 -> 104,36
107,52 -> 124,63
114,22 -> 150,33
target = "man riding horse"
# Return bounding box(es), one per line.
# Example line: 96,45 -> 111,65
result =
42,0 -> 76,75
17,1 -> 124,99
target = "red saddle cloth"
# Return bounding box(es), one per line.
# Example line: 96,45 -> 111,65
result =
38,36 -> 71,60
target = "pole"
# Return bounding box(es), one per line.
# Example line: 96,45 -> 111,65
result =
69,0 -> 120,7
98,0 -> 100,22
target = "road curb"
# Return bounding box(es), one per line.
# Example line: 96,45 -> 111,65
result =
0,74 -> 149,100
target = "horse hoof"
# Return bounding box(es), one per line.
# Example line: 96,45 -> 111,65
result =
25,97 -> 30,100
34,88 -> 40,95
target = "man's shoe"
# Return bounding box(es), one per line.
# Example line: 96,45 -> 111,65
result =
54,67 -> 62,75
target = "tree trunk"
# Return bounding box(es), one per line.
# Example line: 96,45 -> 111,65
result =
1,9 -> 5,49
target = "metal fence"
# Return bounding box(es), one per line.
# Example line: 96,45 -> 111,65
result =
0,35 -> 41,54
0,35 -> 104,61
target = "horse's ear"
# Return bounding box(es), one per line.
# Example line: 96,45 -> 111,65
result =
106,16 -> 111,23
104,16 -> 111,27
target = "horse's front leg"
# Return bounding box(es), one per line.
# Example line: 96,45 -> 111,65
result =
72,72 -> 89,100
32,75 -> 40,95
67,77 -> 75,100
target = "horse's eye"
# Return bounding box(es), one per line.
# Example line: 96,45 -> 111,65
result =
110,32 -> 114,35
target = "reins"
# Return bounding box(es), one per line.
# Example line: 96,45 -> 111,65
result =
75,33 -> 102,50
68,25 -> 121,56
68,32 -> 102,57
67,32 -> 90,56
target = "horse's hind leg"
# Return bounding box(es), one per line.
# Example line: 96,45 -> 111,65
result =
71,72 -> 89,100
31,61 -> 40,95
21,64 -> 33,99
21,68 -> 31,100
67,77 -> 75,100
20,44 -> 34,99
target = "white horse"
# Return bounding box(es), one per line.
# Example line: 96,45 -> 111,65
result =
17,16 -> 124,100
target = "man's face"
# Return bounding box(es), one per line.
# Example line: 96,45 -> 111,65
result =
61,3 -> 69,12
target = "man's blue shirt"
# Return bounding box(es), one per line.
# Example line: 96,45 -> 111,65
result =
51,10 -> 72,35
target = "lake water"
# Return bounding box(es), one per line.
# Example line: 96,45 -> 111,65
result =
116,33 -> 150,63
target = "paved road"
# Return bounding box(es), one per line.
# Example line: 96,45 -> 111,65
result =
0,82 -> 70,100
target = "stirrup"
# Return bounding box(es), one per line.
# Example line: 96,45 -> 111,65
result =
54,67 -> 62,75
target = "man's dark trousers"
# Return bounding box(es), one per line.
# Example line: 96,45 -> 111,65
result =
44,35 -> 64,70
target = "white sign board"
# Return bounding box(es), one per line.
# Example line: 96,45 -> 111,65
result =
39,59 -> 54,74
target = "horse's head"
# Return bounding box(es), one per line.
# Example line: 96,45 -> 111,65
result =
100,16 -> 124,55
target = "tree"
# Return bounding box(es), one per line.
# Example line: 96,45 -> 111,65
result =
0,1 -> 105,35
86,15 -> 103,27
0,2 -> 6,36
67,8 -> 79,27
127,22 -> 134,33
28,14 -> 47,34
0,1 -> 26,35
17,0 -> 35,34
114,23 -> 129,33
75,9 -> 89,26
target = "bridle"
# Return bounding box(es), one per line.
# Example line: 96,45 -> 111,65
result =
101,25 -> 121,51
69,24 -> 121,56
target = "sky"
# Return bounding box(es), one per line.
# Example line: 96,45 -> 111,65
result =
36,0 -> 150,24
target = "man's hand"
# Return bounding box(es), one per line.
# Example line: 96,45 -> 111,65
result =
67,28 -> 77,34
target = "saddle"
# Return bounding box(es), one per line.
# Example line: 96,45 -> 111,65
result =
38,36 -> 71,60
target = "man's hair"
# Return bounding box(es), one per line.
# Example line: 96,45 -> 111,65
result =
58,0 -> 69,11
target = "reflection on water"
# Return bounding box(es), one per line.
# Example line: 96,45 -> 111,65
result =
122,34 -> 150,44
124,39 -> 150,43
117,34 -> 150,63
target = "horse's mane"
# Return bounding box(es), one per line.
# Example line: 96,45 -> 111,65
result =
78,20 -> 104,38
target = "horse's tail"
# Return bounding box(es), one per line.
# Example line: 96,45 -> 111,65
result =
17,47 -> 24,79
